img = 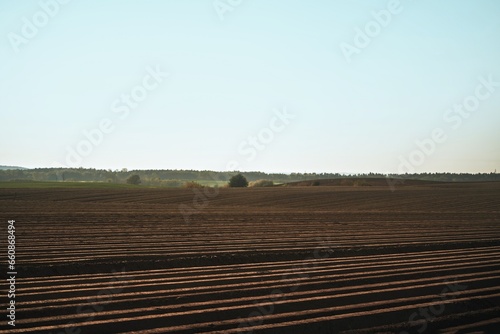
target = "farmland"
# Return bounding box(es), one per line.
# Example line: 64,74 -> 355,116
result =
1,181 -> 500,333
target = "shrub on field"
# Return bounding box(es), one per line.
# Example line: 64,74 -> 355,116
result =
126,174 -> 141,185
249,179 -> 274,187
228,173 -> 248,187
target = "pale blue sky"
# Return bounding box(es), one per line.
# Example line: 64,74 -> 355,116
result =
1,0 -> 499,173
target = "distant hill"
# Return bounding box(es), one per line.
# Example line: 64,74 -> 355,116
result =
0,165 -> 26,170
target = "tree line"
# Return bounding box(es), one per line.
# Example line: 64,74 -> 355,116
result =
0,167 -> 499,186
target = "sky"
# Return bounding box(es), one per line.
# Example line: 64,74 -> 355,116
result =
1,0 -> 499,174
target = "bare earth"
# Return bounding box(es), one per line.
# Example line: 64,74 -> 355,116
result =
1,182 -> 500,333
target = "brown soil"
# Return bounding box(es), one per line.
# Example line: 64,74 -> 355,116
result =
1,182 -> 499,333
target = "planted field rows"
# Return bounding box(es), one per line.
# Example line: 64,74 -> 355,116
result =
1,182 -> 499,333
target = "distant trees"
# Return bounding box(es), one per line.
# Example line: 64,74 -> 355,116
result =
126,174 -> 141,185
1,168 -> 500,185
228,173 -> 248,187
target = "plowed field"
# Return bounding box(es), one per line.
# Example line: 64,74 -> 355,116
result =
1,182 -> 499,333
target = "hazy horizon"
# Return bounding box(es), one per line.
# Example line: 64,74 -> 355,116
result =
1,164 -> 499,177
1,0 -> 499,174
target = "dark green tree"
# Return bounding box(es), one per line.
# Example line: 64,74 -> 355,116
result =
228,173 -> 248,187
126,174 -> 141,185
